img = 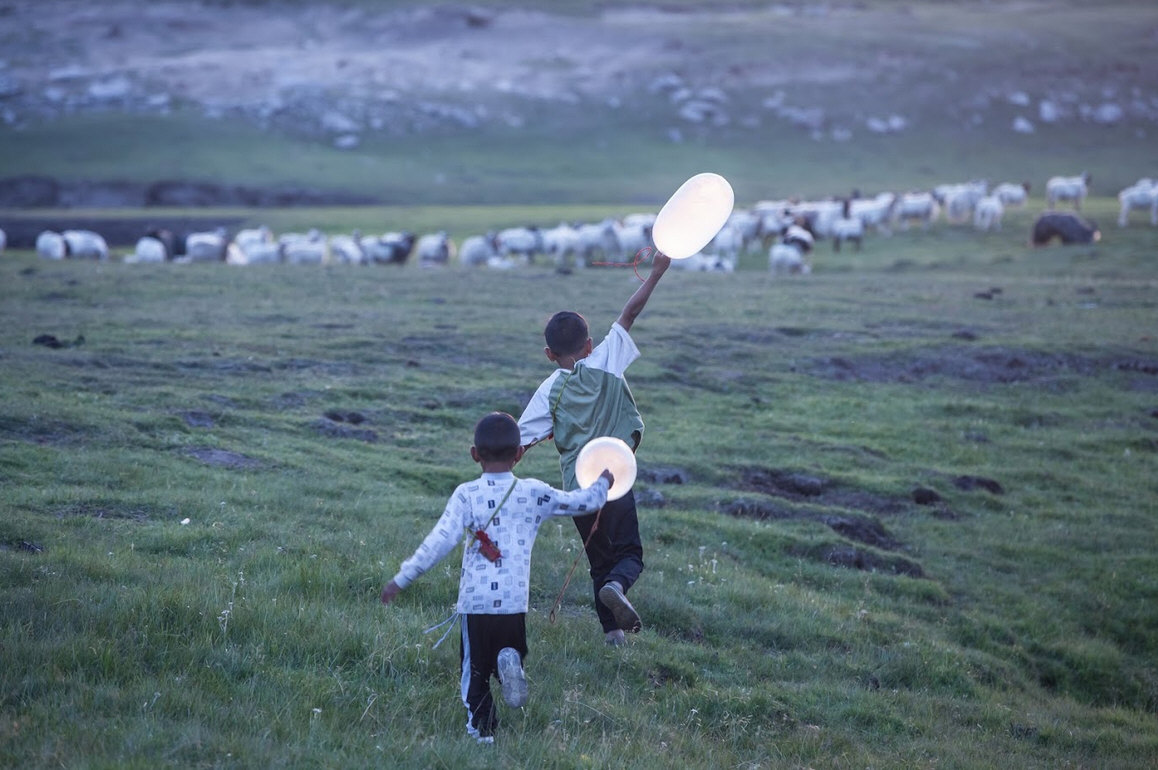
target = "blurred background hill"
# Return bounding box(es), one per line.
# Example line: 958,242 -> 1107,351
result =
0,0 -> 1155,207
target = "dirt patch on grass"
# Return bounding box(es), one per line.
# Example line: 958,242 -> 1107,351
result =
737,468 -> 907,516
54,501 -> 173,522
186,447 -> 262,470
808,346 -> 1158,389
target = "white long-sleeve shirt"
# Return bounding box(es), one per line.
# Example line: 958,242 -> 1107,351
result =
392,472 -> 610,614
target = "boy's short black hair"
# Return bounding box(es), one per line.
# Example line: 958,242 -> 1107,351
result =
474,411 -> 521,462
544,310 -> 589,357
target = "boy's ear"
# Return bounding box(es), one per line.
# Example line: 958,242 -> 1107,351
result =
513,446 -> 525,465
584,338 -> 593,355
544,345 -> 558,362
470,446 -> 481,463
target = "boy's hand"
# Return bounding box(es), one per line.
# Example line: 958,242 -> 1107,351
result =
600,468 -> 615,488
381,580 -> 402,605
651,251 -> 672,273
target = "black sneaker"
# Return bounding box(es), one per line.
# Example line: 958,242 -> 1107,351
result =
598,581 -> 642,633
497,647 -> 528,708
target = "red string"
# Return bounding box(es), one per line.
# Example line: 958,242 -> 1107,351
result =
591,247 -> 654,282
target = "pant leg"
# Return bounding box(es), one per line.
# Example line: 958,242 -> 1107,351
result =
460,614 -> 528,737
572,490 -> 644,632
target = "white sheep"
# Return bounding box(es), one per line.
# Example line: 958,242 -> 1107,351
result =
892,192 -> 940,230
36,230 -> 67,260
361,232 -> 416,265
1117,178 -> 1158,226
850,192 -> 897,235
126,235 -> 168,263
830,201 -> 864,252
328,230 -> 367,265
973,194 -> 1005,232
495,226 -> 542,263
458,233 -> 498,267
1045,172 -> 1090,210
992,182 -> 1031,207
769,225 -> 813,275
416,231 -> 455,266
541,222 -> 583,270
611,219 -> 652,261
574,219 -> 619,263
183,227 -> 230,262
36,229 -> 109,260
280,229 -> 328,265
233,225 -> 273,252
938,181 -> 988,224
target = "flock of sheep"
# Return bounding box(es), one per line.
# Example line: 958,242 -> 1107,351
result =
8,174 -> 1157,274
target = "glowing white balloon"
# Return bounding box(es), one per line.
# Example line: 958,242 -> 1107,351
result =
574,436 -> 637,502
651,172 -> 735,260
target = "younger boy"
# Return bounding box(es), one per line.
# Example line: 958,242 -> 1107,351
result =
381,411 -> 613,744
518,251 -> 671,645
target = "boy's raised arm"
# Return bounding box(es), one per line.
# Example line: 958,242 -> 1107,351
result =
616,251 -> 671,332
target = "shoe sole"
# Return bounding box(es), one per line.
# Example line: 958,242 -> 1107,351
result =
497,647 -> 528,708
598,583 -> 642,633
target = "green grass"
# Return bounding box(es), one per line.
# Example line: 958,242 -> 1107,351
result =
2,197 -> 1157,767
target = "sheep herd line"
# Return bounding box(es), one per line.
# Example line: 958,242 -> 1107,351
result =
8,174 -> 1157,275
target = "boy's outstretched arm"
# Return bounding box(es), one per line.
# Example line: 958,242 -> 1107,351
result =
616,251 -> 671,332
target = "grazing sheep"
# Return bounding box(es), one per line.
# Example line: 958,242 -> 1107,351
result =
458,233 -> 498,267
1031,212 -> 1100,246
892,191 -> 940,230
850,192 -> 897,235
1117,178 -> 1158,226
416,231 -> 454,266
280,229 -> 329,265
233,225 -> 274,252
703,221 -> 743,262
541,222 -> 583,270
787,199 -> 842,238
574,219 -> 619,263
769,224 -> 814,275
36,230 -> 67,260
937,181 -> 988,224
611,219 -> 652,261
126,235 -> 169,263
992,181 -> 1031,207
328,230 -> 367,265
830,199 -> 864,252
668,252 -> 735,272
1045,172 -> 1090,210
973,194 -> 1005,232
36,229 -> 109,260
183,227 -> 230,262
495,226 -> 543,263
361,231 -> 416,265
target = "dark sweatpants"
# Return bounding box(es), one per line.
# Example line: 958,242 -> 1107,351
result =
460,613 -> 527,739
571,489 -> 644,633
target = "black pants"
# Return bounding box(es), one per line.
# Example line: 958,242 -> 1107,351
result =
460,613 -> 527,738
571,489 -> 644,633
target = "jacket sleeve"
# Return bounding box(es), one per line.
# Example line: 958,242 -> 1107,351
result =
535,476 -> 610,518
392,493 -> 467,589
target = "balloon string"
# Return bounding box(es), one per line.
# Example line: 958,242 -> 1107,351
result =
591,247 -> 654,282
548,506 -> 605,625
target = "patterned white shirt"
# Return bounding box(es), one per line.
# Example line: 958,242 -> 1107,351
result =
392,472 -> 610,614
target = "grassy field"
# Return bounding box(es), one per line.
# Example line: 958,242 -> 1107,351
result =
2,197 -> 1156,768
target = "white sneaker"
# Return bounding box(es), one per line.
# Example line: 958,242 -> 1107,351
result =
497,647 -> 528,708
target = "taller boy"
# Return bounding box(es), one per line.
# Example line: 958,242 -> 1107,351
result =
518,251 -> 672,645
